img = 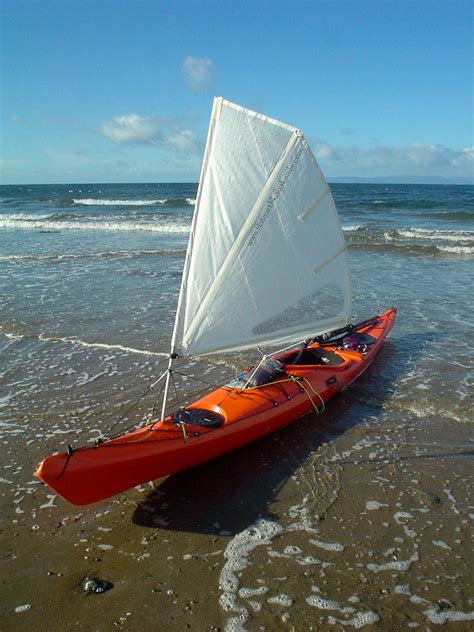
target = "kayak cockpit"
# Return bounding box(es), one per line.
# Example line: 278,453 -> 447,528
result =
276,345 -> 345,367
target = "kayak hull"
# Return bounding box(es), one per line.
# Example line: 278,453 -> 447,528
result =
35,308 -> 396,504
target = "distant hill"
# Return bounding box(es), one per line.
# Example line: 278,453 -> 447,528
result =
327,175 -> 473,185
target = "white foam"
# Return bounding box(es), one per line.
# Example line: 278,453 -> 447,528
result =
343,224 -> 364,232
352,439 -> 377,450
394,584 -> 411,595
432,540 -> 452,550
409,594 -> 430,605
367,549 -> 419,572
73,198 -> 168,206
438,245 -> 473,255
424,607 -> 474,625
219,518 -> 283,626
1,212 -> 54,222
307,595 -> 343,610
366,501 -> 388,511
0,217 -> 190,233
3,332 -> 24,340
306,595 -> 355,613
39,494 -> 57,509
267,594 -> 293,606
392,583 -> 474,626
298,555 -> 323,566
223,614 -> 250,632
37,333 -> 168,357
238,587 -> 268,598
309,538 -> 344,552
392,227 -> 474,243
443,488 -> 461,514
393,511 -> 417,538
327,610 -> 380,628
76,371 -> 107,386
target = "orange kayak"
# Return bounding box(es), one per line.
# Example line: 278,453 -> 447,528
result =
35,307 -> 396,504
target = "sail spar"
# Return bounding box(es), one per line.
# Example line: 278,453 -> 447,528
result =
171,97 -> 352,357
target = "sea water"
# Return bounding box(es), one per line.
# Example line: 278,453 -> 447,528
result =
1,182 -> 473,630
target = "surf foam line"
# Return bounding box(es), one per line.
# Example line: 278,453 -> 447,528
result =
218,514 -> 380,631
385,227 -> 474,243
73,198 -> 168,206
348,239 -> 474,257
0,218 -> 190,233
342,224 -> 365,232
73,197 -> 196,206
37,333 -> 168,358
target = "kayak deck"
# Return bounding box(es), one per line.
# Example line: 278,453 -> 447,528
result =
35,307 -> 396,504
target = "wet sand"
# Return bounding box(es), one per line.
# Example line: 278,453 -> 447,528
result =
2,347 -> 473,631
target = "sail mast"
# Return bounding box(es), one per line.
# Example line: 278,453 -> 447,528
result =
160,97 -> 224,421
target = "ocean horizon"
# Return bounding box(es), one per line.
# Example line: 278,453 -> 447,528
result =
2,176 -> 473,186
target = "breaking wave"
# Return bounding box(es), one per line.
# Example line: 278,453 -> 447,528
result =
0,216 -> 191,233
342,224 -> 364,232
385,227 -> 474,243
73,198 -> 168,206
344,225 -> 474,257
73,197 -> 196,207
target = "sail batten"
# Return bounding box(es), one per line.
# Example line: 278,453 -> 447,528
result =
172,98 -> 352,357
298,186 -> 331,221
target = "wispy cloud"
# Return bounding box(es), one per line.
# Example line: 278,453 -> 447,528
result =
100,114 -> 199,152
182,55 -> 215,91
312,140 -> 474,179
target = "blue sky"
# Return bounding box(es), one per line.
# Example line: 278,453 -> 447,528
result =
1,0 -> 472,184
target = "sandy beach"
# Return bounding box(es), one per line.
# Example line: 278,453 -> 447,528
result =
2,347 -> 473,631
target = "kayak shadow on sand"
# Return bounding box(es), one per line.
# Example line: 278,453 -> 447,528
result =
132,331 -> 439,535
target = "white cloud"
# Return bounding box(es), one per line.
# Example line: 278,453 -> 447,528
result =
100,114 -> 164,145
311,140 -> 474,179
182,56 -> 215,91
100,114 -> 198,151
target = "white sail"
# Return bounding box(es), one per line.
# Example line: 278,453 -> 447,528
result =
172,98 -> 351,357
